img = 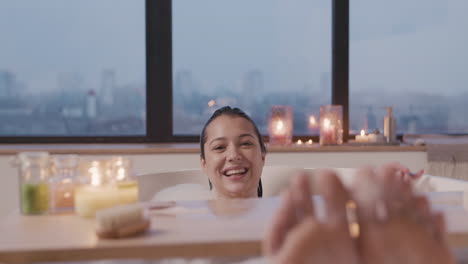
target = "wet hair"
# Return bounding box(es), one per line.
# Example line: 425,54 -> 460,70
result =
200,106 -> 266,197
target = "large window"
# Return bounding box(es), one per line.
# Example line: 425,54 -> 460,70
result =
350,0 -> 468,135
2,0 -> 464,143
0,1 -> 146,137
172,0 -> 332,136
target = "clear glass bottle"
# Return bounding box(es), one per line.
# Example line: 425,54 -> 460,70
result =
384,106 -> 397,143
14,152 -> 51,215
49,155 -> 78,213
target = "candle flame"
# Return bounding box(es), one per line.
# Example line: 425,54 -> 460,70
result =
308,115 -> 317,126
89,161 -> 101,186
360,129 -> 365,136
296,139 -> 303,145
273,120 -> 286,135
307,139 -> 313,145
323,118 -> 331,129
117,167 -> 126,181
276,120 -> 284,131
115,159 -> 123,167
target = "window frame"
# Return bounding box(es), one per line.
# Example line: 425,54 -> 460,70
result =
0,0 -> 350,144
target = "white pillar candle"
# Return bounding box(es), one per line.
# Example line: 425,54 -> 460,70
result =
368,133 -> 386,143
355,130 -> 368,143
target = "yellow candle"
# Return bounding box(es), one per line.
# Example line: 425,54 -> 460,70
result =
74,185 -> 120,218
74,182 -> 139,218
116,181 -> 138,204
75,160 -> 139,218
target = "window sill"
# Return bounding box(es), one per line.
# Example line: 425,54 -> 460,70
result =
0,143 -> 426,155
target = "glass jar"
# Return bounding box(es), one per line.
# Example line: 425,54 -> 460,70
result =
74,158 -> 138,218
108,156 -> 138,204
14,152 -> 51,215
49,155 -> 78,213
319,105 -> 343,145
268,105 -> 293,145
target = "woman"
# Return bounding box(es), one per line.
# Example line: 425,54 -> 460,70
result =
200,106 -> 266,199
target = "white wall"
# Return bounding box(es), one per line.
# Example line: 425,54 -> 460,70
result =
0,151 -> 426,218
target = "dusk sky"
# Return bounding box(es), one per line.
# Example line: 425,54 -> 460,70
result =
0,0 -> 145,93
0,0 -> 466,95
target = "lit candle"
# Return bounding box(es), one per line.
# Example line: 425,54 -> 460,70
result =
270,118 -> 289,145
49,154 -> 79,213
307,139 -> 313,145
273,119 -> 286,136
320,118 -> 336,145
74,160 -> 137,218
51,178 -> 75,210
324,119 -> 330,129
268,105 -> 293,145
74,185 -> 120,218
110,157 -> 139,204
296,139 -> 303,146
355,129 -> 368,143
116,181 -> 138,204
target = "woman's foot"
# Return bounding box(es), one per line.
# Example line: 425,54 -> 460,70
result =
263,170 -> 359,264
352,164 -> 454,264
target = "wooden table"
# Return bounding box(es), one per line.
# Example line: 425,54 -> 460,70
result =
1,193 -> 468,263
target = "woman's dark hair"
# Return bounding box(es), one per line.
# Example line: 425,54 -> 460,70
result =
200,106 -> 266,197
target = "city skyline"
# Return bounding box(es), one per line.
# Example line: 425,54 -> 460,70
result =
1,66 -> 467,136
0,0 -> 467,136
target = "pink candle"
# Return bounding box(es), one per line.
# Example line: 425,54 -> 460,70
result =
320,118 -> 337,145
319,105 -> 343,145
268,105 -> 293,145
271,119 -> 288,145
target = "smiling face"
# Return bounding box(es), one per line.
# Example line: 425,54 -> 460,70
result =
201,115 -> 265,199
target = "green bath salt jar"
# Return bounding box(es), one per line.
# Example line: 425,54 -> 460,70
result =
21,183 -> 49,214
13,152 -> 51,215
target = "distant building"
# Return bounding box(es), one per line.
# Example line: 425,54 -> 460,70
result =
57,72 -> 84,96
101,69 -> 116,106
365,106 -> 377,131
87,89 -> 97,119
0,71 -> 15,99
242,70 -> 263,96
61,107 -> 84,118
174,70 -> 194,98
320,71 -> 331,93
174,70 -> 195,114
241,70 -> 264,111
